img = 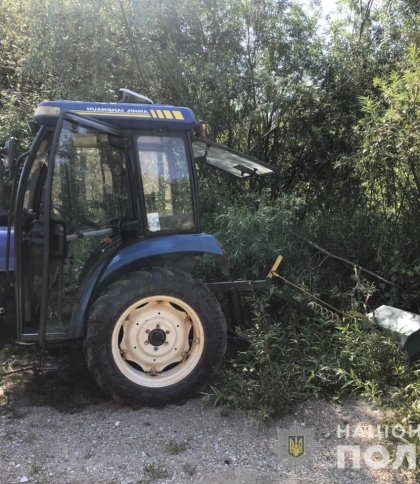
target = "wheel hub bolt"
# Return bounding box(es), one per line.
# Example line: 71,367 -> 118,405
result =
146,329 -> 150,333
144,341 -> 149,345
165,330 -> 169,334
154,347 -> 158,351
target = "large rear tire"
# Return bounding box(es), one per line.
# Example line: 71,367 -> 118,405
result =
84,268 -> 227,405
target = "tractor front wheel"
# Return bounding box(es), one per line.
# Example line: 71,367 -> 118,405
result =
84,268 -> 227,405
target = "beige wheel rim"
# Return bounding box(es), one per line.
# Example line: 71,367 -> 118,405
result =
111,295 -> 205,388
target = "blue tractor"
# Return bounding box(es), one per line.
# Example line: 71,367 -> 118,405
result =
0,89 -> 274,405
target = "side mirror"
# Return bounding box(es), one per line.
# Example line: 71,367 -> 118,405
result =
196,122 -> 209,139
1,137 -> 17,171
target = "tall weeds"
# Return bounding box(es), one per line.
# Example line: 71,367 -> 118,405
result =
202,191 -> 420,468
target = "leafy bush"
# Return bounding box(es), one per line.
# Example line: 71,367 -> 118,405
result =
208,289 -> 410,419
211,193 -> 308,279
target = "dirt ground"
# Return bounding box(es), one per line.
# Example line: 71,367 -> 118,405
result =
0,347 -> 416,483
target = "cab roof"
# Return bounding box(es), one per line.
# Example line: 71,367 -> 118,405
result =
34,100 -> 198,131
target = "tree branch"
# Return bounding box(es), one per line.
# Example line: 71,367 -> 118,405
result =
359,0 -> 374,42
300,236 -> 393,286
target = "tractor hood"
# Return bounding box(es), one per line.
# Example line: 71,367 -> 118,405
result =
34,101 -> 198,131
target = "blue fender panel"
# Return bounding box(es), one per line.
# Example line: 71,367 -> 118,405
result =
99,233 -> 223,283
74,233 -> 224,337
0,227 -> 14,271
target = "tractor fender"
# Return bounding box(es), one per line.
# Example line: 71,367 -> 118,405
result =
74,233 -> 224,338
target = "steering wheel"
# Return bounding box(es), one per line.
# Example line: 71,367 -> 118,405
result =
53,204 -> 101,230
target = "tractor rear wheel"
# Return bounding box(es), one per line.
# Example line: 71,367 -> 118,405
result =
84,268 -> 227,405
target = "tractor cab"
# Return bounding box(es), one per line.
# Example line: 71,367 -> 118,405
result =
4,89 -> 274,349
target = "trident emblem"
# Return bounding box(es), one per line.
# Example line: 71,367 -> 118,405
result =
288,435 -> 305,458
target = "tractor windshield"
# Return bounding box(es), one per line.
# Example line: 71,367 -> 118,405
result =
137,135 -> 195,233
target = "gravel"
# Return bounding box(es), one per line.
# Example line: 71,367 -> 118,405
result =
0,349 -> 415,483
0,392 -> 415,483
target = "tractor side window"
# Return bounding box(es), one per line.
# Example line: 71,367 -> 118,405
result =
45,121 -> 132,337
137,135 -> 195,233
52,121 -> 132,233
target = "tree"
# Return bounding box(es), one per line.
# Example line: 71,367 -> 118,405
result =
358,45 -> 420,222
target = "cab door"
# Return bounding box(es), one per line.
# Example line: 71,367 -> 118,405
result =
15,127 -> 52,341
29,113 -> 132,344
